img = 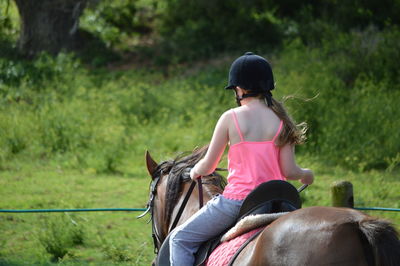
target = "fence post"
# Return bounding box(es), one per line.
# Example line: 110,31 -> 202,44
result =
331,181 -> 354,208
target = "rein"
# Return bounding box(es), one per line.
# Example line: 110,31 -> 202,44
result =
140,169 -> 206,254
170,178 -> 203,232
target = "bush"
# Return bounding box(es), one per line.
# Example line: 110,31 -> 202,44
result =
155,0 -> 400,63
320,77 -> 400,170
158,0 -> 283,62
80,0 -> 157,51
101,242 -> 134,263
275,26 -> 400,170
0,52 -> 84,103
37,214 -> 86,262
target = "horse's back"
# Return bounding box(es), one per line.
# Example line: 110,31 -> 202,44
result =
234,206 -> 372,266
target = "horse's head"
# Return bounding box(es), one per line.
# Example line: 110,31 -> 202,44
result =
142,147 -> 226,253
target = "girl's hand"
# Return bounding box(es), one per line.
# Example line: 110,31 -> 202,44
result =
190,168 -> 201,180
300,169 -> 314,185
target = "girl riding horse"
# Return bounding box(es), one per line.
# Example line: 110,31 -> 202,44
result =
170,52 -> 314,265
145,148 -> 400,266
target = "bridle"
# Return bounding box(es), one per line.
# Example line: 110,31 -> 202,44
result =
137,172 -> 162,254
138,167 -> 204,254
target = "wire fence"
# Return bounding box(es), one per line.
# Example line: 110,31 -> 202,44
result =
354,207 -> 400,212
0,208 -> 147,213
1,206 -> 400,214
2,181 -> 400,214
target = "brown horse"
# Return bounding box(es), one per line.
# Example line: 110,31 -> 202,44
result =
143,147 -> 400,266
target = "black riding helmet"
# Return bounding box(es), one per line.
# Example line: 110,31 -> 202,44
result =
225,52 -> 275,106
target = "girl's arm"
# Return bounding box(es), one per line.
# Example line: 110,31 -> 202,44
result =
190,111 -> 230,179
279,144 -> 314,185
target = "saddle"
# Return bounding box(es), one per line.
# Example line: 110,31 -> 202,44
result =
155,180 -> 301,266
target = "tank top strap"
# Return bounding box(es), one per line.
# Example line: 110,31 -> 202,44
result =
231,110 -> 244,142
272,120 -> 283,143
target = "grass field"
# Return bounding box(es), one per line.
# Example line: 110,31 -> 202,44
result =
1,154 -> 399,265
0,157 -> 153,265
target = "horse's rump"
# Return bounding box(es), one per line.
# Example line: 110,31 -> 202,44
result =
233,206 -> 400,266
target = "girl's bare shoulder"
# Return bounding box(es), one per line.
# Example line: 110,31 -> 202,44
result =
219,109 -> 233,122
229,105 -> 247,114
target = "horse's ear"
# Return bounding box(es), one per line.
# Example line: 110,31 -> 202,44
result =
145,150 -> 158,179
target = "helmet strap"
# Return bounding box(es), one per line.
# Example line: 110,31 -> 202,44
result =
235,92 -> 259,106
235,91 -> 273,107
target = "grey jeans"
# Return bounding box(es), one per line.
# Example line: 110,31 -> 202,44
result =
169,194 -> 243,266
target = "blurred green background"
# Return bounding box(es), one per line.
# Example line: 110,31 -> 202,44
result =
0,0 -> 399,265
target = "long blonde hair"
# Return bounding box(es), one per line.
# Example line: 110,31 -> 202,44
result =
270,97 -> 307,146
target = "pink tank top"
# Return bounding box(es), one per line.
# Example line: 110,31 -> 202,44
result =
223,110 -> 286,200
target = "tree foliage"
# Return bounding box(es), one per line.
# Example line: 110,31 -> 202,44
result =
2,0 -> 399,61
157,0 -> 400,61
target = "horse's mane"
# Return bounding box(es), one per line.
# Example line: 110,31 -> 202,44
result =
154,145 -> 226,227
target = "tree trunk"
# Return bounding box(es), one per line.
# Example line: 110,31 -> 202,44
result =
14,0 -> 87,57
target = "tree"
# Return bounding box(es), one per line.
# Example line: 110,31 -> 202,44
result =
14,0 -> 88,57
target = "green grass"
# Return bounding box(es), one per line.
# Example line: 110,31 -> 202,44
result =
0,156 -> 399,265
0,158 -> 154,265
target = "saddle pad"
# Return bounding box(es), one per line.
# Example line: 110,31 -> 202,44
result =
206,227 -> 264,266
